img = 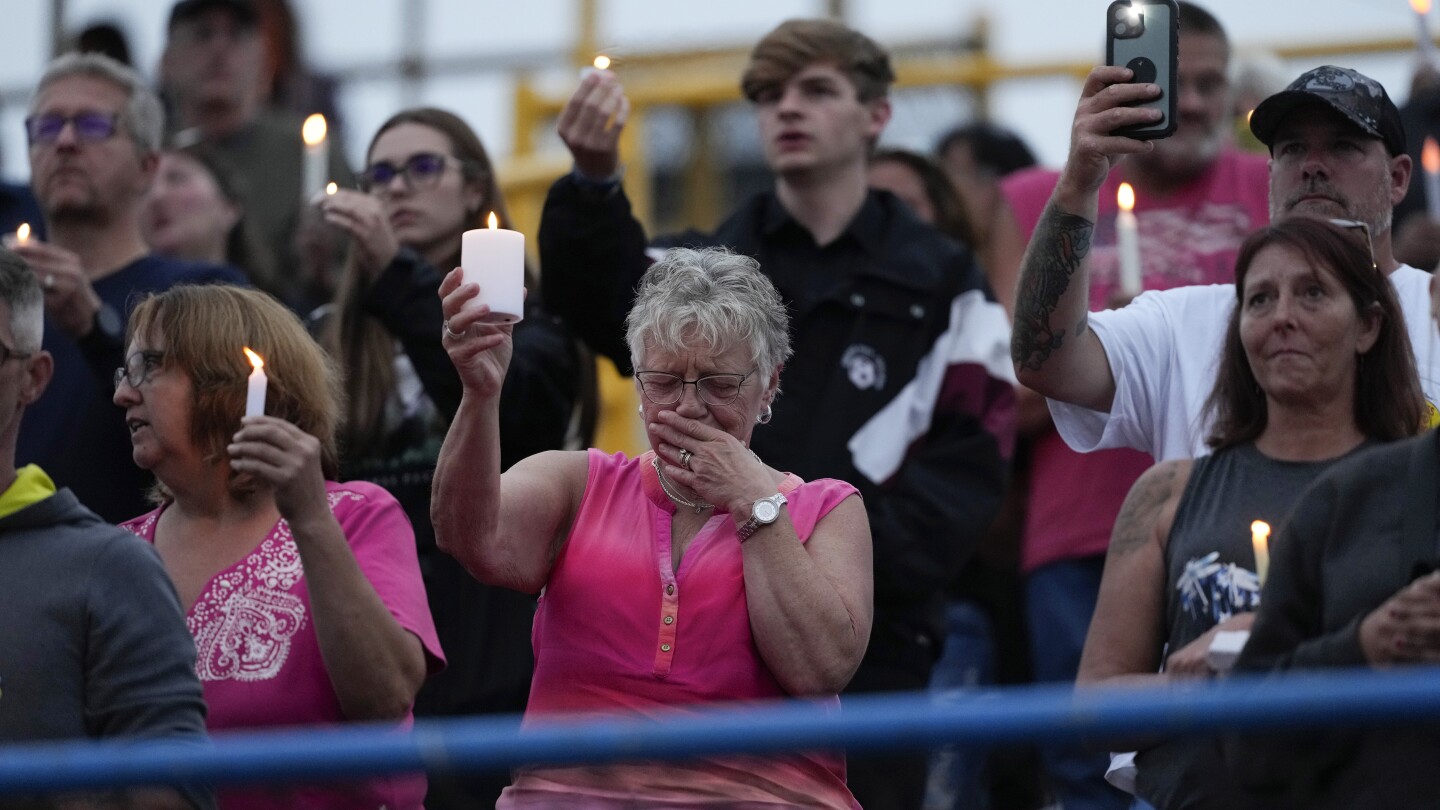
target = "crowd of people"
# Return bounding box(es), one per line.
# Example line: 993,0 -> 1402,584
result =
3,0 -> 1440,808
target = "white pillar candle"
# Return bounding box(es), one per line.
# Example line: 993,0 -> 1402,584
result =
1251,520 -> 1271,587
1425,138 -> 1440,221
460,213 -> 526,324
243,347 -> 268,417
301,114 -> 328,202
1416,0 -> 1438,64
1116,183 -> 1143,298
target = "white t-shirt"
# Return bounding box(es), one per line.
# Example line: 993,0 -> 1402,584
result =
1050,264 -> 1440,461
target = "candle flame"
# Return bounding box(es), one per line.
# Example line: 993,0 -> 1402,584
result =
1426,137 -> 1440,173
301,114 -> 327,146
488,211 -> 499,230
16,223 -> 29,243
325,182 -> 338,195
593,55 -> 611,70
242,346 -> 265,371
1117,182 -> 1136,212
1414,0 -> 1431,16
1250,520 -> 1270,544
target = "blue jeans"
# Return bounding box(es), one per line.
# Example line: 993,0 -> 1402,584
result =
922,599 -> 993,810
1026,557 -> 1131,810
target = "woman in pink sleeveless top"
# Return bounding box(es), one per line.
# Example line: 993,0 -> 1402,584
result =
434,247 -> 873,808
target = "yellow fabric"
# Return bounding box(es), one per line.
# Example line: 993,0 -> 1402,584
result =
0,464 -> 57,520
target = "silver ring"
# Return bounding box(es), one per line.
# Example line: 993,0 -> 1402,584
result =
43,273 -> 54,290
679,449 -> 693,470
442,320 -> 464,340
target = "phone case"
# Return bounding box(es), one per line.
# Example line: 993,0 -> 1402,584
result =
1105,0 -> 1179,140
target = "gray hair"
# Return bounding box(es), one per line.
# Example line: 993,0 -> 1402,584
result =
32,53 -> 164,154
626,247 -> 791,376
0,250 -> 43,353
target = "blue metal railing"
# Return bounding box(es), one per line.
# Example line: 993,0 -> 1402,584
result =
2,666 -> 1439,795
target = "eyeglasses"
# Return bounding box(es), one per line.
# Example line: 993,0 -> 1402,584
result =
635,370 -> 754,407
25,112 -> 120,146
359,153 -> 464,192
0,339 -> 31,365
114,350 -> 166,390
1329,218 -> 1377,272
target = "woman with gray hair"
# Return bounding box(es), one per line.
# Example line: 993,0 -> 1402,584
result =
432,246 -> 872,807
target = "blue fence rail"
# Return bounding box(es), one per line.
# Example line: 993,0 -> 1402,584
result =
3,666 -> 1440,794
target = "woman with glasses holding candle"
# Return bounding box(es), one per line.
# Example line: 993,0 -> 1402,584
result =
1075,217 -> 1424,810
312,106 -> 588,809
434,246 -> 872,808
112,283 -> 443,810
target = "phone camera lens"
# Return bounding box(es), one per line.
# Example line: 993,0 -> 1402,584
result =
1114,22 -> 1127,35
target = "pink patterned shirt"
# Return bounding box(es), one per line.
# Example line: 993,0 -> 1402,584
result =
124,480 -> 444,810
500,449 -> 861,809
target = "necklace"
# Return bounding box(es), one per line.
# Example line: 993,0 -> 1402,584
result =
652,457 -> 713,514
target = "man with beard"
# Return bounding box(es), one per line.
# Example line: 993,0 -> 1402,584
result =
1012,64 -> 1440,465
12,53 -> 243,522
996,6 -> 1269,807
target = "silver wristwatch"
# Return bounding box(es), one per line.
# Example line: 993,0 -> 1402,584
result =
737,493 -> 787,543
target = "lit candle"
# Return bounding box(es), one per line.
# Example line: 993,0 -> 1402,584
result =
325,182 -> 338,196
1116,183 -> 1142,297
1425,138 -> 1440,221
15,223 -> 29,246
243,347 -> 268,418
459,213 -> 526,324
301,114 -> 329,202
1251,520 -> 1271,587
581,54 -> 611,80
1415,0 -> 1438,65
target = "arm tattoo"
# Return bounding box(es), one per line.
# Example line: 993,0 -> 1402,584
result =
1012,207 -> 1094,371
1109,462 -> 1184,556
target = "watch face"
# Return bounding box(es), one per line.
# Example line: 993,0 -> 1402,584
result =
755,499 -> 780,522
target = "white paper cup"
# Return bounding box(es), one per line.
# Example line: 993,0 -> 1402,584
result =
460,226 -> 525,323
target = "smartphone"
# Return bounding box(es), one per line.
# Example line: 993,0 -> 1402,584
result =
1105,0 -> 1178,140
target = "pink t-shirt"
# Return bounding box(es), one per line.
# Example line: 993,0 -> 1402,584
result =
500,449 -> 860,809
1002,149 -> 1270,572
123,480 -> 445,810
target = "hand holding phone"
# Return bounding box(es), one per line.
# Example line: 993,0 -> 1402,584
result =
1105,0 -> 1178,140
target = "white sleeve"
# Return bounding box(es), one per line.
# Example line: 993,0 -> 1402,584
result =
1048,292 -> 1177,456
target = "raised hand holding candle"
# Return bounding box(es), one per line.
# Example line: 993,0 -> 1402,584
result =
1251,520 -> 1271,586
459,213 -> 525,324
243,347 -> 268,417
15,223 -> 29,246
301,114 -> 329,202
1116,183 -> 1142,297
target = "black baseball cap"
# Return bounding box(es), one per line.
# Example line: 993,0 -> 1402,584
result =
167,0 -> 259,31
1250,65 -> 1406,157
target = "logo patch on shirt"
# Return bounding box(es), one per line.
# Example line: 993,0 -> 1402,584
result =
841,344 -> 886,391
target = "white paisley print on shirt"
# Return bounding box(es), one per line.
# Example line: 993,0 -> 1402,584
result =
129,491 -> 363,682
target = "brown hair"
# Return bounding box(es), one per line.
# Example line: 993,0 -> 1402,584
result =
323,107 -> 529,459
741,18 -> 894,103
128,284 -> 343,499
1204,217 -> 1423,450
870,148 -> 976,246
